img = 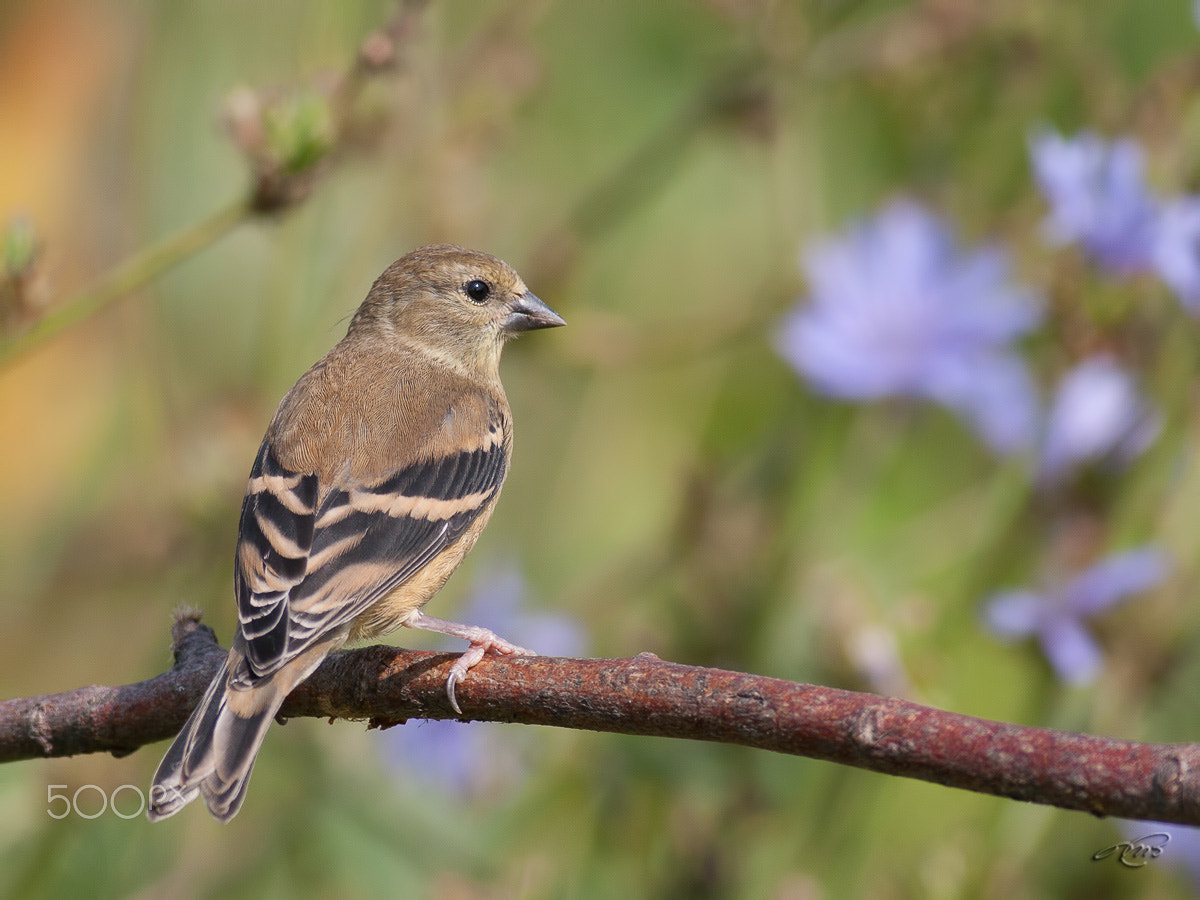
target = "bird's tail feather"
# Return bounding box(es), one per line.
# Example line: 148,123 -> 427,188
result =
146,655 -> 286,823
148,641 -> 336,823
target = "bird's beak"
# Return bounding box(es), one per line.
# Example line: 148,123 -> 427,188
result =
503,291 -> 566,333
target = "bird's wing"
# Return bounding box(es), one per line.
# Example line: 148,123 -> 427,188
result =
231,418 -> 508,685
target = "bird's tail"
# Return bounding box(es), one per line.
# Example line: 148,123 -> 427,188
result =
147,653 -> 288,823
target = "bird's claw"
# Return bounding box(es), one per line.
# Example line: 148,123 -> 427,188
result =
443,636 -> 537,715
446,670 -> 464,715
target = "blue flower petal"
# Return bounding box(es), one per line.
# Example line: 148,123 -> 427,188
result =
1039,616 -> 1104,685
778,199 -> 1039,454
982,590 -> 1045,639
1064,547 -> 1169,616
924,353 -> 1039,453
1039,357 -> 1160,481
1029,130 -> 1158,273
982,548 -> 1168,685
1153,196 -> 1200,315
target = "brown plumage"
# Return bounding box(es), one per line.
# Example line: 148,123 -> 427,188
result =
147,244 -> 564,822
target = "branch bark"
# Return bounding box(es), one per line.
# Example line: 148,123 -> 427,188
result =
3,614 -> 1198,826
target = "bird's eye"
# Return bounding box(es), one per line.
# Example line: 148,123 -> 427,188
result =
464,279 -> 491,303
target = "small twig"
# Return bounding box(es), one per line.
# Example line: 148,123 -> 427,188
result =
0,2 -> 430,370
2,615 -> 1199,826
0,200 -> 251,368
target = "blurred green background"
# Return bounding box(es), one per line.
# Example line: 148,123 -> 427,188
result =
2,0 -> 1200,896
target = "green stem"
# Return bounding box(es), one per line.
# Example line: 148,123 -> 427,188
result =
0,196 -> 253,369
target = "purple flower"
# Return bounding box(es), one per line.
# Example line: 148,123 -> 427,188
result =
385,718 -> 512,798
1029,130 -> 1159,273
1039,356 -> 1161,483
1152,196 -> 1200,314
776,200 -> 1041,453
983,547 -> 1168,685
380,561 -> 585,797
1031,129 -> 1200,316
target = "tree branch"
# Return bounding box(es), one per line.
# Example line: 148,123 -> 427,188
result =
3,614 -> 1199,825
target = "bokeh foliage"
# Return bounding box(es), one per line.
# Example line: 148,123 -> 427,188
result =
2,0 -> 1200,896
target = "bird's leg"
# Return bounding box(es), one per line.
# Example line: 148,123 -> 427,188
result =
403,611 -> 537,714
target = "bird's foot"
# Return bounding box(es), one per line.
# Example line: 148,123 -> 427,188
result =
404,612 -> 536,714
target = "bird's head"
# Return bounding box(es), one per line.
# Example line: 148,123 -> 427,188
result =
351,243 -> 565,376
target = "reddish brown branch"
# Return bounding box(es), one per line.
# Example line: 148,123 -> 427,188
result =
3,614 -> 1199,825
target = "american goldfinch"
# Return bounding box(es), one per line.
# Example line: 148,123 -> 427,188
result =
147,244 -> 564,822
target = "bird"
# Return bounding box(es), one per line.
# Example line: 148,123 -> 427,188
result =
147,243 -> 565,822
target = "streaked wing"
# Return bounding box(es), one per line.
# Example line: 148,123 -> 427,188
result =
233,425 -> 508,683
234,443 -> 319,675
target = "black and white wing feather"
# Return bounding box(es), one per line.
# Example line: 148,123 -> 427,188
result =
230,421 -> 508,687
